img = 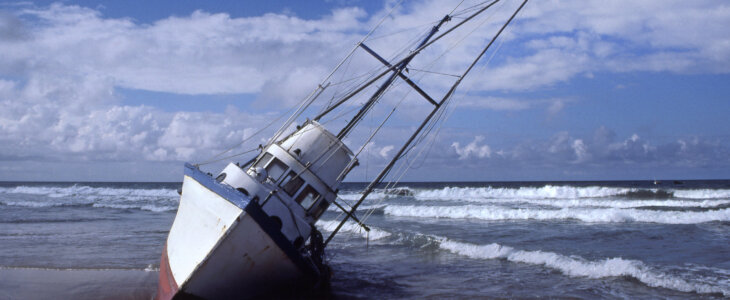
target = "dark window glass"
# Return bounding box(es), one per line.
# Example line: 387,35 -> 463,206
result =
280,171 -> 304,196
295,185 -> 320,210
311,200 -> 330,219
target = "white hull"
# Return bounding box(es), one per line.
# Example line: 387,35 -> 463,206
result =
157,164 -> 320,300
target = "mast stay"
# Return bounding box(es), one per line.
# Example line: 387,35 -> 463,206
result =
324,0 -> 529,247
335,14 -> 452,140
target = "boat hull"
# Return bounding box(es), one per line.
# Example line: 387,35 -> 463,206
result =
156,164 -> 319,300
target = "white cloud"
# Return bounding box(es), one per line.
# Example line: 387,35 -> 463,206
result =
571,139 -> 589,163
452,136 -> 491,160
547,99 -> 565,115
4,3 -> 367,97
0,1 -> 728,180
455,95 -> 530,111
379,145 -> 394,158
0,3 -> 370,165
467,0 -> 730,91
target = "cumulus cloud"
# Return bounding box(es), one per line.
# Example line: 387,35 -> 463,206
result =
379,145 -> 394,158
0,3 -> 369,166
467,0 -> 730,91
4,3 -> 366,98
442,128 -> 729,176
452,136 -> 491,160
455,96 -> 531,111
0,0 -> 728,181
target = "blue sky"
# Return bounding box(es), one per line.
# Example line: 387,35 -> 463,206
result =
0,0 -> 728,182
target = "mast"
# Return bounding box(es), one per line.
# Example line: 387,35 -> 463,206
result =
313,0 -> 500,123
324,0 -> 529,247
336,15 -> 452,140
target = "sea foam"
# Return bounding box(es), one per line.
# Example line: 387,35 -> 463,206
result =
384,205 -> 730,224
316,219 -> 729,297
414,185 -> 633,200
338,186 -> 730,202
417,197 -> 730,209
437,237 -> 729,296
0,185 -> 178,198
673,189 -> 730,199
317,220 -> 391,240
0,185 -> 178,212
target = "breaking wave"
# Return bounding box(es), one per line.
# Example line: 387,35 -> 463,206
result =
337,191 -> 388,201
0,185 -> 178,212
437,238 -> 729,296
317,220 -> 391,240
440,198 -> 730,209
384,205 -> 730,224
338,186 -> 730,202
91,203 -> 176,212
673,189 -> 730,199
0,185 -> 178,198
0,200 -> 94,208
414,186 -> 635,200
318,220 -> 729,296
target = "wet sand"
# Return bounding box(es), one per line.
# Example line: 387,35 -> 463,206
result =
0,268 -> 157,300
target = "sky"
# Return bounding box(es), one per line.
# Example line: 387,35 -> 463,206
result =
0,0 -> 728,182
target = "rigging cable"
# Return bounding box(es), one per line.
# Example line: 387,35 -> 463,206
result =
313,0 -> 501,123
265,0 -> 406,150
363,0 -> 518,223
361,0 -> 511,222
194,109 -> 293,166
192,1 -> 410,166
326,0 -> 529,246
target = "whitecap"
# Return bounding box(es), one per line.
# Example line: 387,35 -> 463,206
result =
437,237 -> 729,296
384,205 -> 730,224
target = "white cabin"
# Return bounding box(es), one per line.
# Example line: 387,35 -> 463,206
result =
216,120 -> 354,248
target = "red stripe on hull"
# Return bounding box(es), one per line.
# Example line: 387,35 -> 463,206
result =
155,244 -> 179,300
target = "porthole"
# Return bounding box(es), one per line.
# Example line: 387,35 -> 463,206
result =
215,172 -> 227,182
236,187 -> 249,196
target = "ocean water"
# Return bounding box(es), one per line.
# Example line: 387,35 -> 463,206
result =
1,180 -> 729,299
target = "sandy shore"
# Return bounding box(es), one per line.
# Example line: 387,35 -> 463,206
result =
0,267 -> 158,300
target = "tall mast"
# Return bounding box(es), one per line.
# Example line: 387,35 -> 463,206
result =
336,15 -> 452,140
313,0 -> 500,123
324,0 -> 529,247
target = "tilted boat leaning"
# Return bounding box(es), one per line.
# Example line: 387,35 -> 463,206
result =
156,1 -> 528,299
157,121 -> 349,299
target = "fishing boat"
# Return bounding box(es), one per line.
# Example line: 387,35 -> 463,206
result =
156,1 -> 528,299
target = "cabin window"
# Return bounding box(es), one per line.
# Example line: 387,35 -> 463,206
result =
295,185 -> 320,210
310,200 -> 330,219
280,171 -> 304,197
265,157 -> 287,184
254,153 -> 273,169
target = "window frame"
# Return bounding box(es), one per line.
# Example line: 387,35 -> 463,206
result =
310,199 -> 330,219
280,171 -> 304,197
294,185 -> 320,210
264,157 -> 287,184
254,153 -> 273,169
